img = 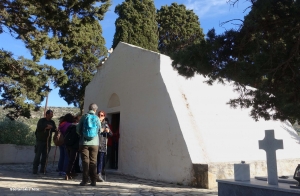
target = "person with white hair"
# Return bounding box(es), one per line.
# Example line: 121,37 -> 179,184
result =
76,103 -> 101,186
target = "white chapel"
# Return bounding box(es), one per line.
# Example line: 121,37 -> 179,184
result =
84,42 -> 300,188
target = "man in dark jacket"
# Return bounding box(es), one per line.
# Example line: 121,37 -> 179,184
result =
33,110 -> 57,174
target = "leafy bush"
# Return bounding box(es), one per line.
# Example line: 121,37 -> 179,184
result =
0,117 -> 35,145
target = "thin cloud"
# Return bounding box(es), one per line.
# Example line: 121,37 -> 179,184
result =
185,0 -> 231,18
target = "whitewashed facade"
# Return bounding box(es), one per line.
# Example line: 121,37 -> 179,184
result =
84,42 -> 300,188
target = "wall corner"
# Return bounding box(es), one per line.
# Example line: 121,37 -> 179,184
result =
191,164 -> 217,189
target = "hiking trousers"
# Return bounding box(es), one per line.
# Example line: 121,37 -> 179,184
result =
33,140 -> 51,172
97,151 -> 105,174
66,146 -> 78,175
57,145 -> 65,172
80,145 -> 98,183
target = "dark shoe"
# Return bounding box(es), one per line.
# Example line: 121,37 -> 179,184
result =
39,169 -> 46,174
96,174 -> 104,182
79,182 -> 89,186
71,173 -> 78,178
33,170 -> 38,174
90,181 -> 96,186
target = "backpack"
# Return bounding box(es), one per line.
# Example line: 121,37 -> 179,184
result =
53,130 -> 64,146
64,125 -> 80,147
82,113 -> 99,140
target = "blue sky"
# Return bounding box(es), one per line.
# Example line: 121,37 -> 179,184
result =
0,0 -> 251,107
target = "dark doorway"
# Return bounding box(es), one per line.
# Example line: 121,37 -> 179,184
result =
110,113 -> 120,169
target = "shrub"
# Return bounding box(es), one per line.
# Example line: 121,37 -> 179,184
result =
0,117 -> 35,145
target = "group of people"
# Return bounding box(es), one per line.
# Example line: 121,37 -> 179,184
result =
33,103 -> 114,186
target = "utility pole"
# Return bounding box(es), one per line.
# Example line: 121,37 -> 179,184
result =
44,81 -> 50,117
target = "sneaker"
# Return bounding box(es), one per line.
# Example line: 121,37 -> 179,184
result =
40,170 -> 46,174
79,182 -> 89,186
40,167 -> 48,173
90,181 -> 96,186
96,174 -> 104,182
59,171 -> 66,176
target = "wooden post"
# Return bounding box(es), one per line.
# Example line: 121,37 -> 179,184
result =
44,81 -> 50,117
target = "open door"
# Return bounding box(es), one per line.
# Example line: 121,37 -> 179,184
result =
108,113 -> 120,170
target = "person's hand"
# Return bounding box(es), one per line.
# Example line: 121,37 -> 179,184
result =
46,124 -> 53,129
105,128 -> 110,133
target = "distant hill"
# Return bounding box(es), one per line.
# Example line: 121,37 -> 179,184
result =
0,106 -> 80,119
0,106 -> 80,131
30,107 -> 80,119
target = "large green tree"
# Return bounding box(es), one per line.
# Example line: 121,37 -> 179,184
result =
0,49 -> 67,119
112,0 -> 158,51
171,0 -> 300,123
0,0 -> 111,61
0,0 -> 110,118
157,3 -> 204,56
59,19 -> 107,115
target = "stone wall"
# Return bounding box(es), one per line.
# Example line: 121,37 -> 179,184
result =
0,144 -> 59,164
193,159 -> 300,189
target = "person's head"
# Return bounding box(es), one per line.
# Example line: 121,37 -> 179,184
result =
97,111 -> 106,121
74,115 -> 82,123
45,110 -> 53,120
89,103 -> 98,112
63,113 -> 74,123
59,116 -> 64,123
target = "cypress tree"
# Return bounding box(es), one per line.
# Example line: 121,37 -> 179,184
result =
59,19 -> 107,115
112,0 -> 158,52
157,3 -> 204,56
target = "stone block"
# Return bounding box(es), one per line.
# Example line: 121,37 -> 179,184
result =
234,163 -> 250,181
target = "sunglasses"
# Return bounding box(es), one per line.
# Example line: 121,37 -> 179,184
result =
100,114 -> 105,117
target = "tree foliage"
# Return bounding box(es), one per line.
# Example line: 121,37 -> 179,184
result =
59,19 -> 107,115
171,0 -> 300,123
0,49 -> 67,119
0,0 -> 111,61
112,0 -> 158,52
0,0 -> 111,118
0,117 -> 35,145
157,3 -> 204,56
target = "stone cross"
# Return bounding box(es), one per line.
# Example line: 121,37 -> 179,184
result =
259,130 -> 283,185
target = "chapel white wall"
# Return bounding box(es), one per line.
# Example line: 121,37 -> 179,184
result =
84,42 -> 300,186
84,42 -> 194,184
159,54 -> 300,164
